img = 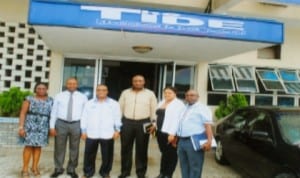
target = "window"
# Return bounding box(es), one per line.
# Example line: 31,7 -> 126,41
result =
278,70 -> 300,94
248,111 -> 273,138
255,95 -> 273,106
256,69 -> 285,91
209,65 -> 235,91
278,97 -> 294,107
233,66 -> 258,93
228,110 -> 257,129
207,93 -> 227,105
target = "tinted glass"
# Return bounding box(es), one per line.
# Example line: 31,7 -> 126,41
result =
276,111 -> 300,145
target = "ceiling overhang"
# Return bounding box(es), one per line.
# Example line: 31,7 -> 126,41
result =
29,0 -> 284,62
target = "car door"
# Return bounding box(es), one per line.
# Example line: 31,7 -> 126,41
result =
242,110 -> 279,178
221,109 -> 257,173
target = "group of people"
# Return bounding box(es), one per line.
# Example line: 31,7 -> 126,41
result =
18,75 -> 214,178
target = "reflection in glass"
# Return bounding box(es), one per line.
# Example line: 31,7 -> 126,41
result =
278,97 -> 294,106
63,58 -> 95,99
255,95 -> 272,106
166,65 -> 194,99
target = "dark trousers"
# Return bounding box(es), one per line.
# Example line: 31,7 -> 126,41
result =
54,119 -> 81,173
120,118 -> 150,177
83,138 -> 114,177
156,131 -> 178,177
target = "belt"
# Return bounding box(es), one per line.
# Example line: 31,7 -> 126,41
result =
58,118 -> 80,124
179,136 -> 190,140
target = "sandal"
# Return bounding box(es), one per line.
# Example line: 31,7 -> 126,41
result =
20,171 -> 30,178
31,168 -> 41,177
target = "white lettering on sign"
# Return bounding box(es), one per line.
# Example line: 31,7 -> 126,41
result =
208,19 -> 244,31
81,6 -> 205,27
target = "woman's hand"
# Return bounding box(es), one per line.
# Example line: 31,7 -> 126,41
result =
18,128 -> 25,137
168,134 -> 178,147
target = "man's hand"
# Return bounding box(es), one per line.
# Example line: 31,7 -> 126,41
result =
113,131 -> 120,140
148,125 -> 156,135
49,128 -> 56,137
202,141 -> 212,151
81,133 -> 87,140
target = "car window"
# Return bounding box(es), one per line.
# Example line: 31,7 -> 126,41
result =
247,111 -> 273,138
277,111 -> 300,145
227,110 -> 254,129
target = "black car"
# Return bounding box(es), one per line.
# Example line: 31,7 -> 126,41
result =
214,106 -> 300,178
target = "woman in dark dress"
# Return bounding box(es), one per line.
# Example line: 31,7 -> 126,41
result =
18,82 -> 53,178
155,87 -> 185,178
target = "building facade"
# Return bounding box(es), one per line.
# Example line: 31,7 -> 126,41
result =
1,0 -> 300,111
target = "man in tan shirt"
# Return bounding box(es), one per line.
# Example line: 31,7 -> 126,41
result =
118,75 -> 157,178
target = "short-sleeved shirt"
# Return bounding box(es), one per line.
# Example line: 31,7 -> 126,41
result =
177,102 -> 213,137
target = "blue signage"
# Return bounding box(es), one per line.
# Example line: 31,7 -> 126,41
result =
28,0 -> 284,44
263,0 -> 300,5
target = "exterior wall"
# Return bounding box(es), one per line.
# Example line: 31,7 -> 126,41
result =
212,27 -> 300,68
0,21 -> 52,92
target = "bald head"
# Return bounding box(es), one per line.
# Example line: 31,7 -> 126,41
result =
185,89 -> 199,105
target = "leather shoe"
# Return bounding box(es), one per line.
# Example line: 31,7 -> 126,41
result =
67,172 -> 79,178
118,174 -> 129,178
50,171 -> 63,178
156,174 -> 164,178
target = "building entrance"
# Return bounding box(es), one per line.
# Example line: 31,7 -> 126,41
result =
63,58 -> 195,100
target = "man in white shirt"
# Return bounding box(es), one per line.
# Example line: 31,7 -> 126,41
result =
81,84 -> 122,178
177,90 -> 213,178
49,77 -> 88,178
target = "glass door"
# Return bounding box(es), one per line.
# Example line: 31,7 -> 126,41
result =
62,58 -> 97,99
158,62 -> 195,99
158,62 -> 175,100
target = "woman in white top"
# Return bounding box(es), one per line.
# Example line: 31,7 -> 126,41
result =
155,87 -> 185,178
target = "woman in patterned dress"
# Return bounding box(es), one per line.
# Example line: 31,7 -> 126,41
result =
18,82 -> 53,178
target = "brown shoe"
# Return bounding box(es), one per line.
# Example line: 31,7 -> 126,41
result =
31,168 -> 41,177
20,171 -> 30,178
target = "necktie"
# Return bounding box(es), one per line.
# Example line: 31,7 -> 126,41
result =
67,92 -> 73,121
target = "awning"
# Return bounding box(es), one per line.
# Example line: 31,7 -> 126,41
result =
28,0 -> 284,62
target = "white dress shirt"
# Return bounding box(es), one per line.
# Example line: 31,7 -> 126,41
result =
157,98 -> 185,135
80,97 -> 122,139
50,90 -> 88,129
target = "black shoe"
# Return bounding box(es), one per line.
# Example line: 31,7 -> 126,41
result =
163,175 -> 172,178
67,172 -> 79,178
118,174 -> 129,178
156,174 -> 164,178
100,173 -> 110,178
50,171 -> 63,178
83,174 -> 93,178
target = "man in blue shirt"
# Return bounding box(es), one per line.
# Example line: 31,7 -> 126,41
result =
177,89 -> 213,178
81,84 -> 122,178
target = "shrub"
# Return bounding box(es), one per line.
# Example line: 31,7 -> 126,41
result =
0,87 -> 32,117
215,93 -> 248,120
